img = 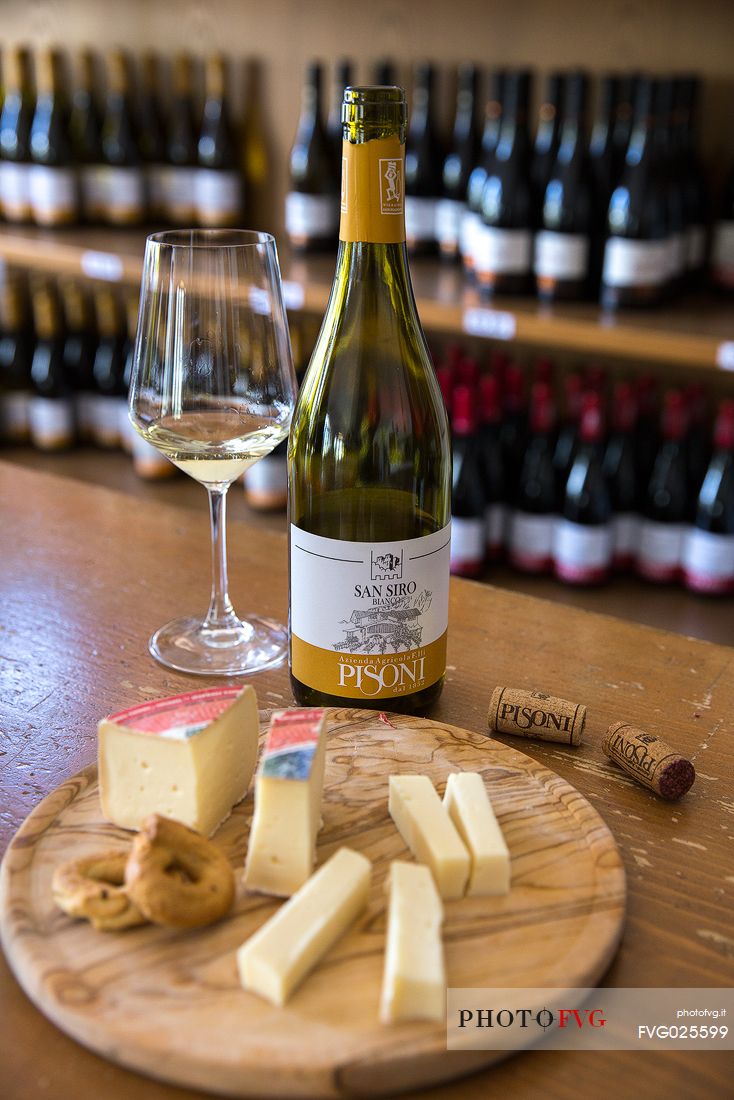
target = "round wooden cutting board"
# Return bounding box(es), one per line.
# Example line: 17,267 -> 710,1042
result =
0,708 -> 625,1099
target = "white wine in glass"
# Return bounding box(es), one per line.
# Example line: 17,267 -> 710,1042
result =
129,229 -> 297,675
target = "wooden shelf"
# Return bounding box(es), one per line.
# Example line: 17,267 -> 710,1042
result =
1,224 -> 733,374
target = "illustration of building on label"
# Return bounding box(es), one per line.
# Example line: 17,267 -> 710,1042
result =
334,592 -> 433,654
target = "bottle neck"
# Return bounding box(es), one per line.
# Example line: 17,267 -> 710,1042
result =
205,56 -> 227,103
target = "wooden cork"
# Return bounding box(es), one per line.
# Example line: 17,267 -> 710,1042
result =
489,687 -> 585,746
602,722 -> 695,801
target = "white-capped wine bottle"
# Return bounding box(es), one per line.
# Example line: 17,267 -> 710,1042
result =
288,86 -> 451,714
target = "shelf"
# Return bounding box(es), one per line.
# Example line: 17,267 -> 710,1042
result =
1,224 -> 733,374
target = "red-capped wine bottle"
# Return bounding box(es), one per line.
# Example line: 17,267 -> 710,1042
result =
456,354 -> 479,389
552,371 -> 583,483
500,360 -> 527,499
450,383 -> 486,577
507,380 -> 557,573
478,373 -> 507,561
681,401 -> 734,594
684,382 -> 710,501
531,72 -> 565,214
603,380 -> 641,571
634,374 -> 659,489
405,61 -> 443,256
436,63 -> 479,262
637,390 -> 689,583
462,69 -> 505,275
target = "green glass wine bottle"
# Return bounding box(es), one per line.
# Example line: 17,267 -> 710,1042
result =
288,86 -> 451,715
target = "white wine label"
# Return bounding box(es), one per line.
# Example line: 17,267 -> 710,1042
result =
93,395 -> 121,447
602,238 -> 668,288
612,513 -> 640,565
244,454 -> 288,497
507,511 -> 555,571
553,518 -> 612,582
686,225 -> 706,271
450,516 -> 485,573
161,166 -> 197,221
405,196 -> 438,243
681,528 -> 734,592
636,520 -> 686,581
485,502 -> 507,552
534,231 -> 589,281
29,166 -> 78,225
1,391 -> 31,441
436,198 -> 464,254
195,168 -> 243,225
0,162 -> 33,221
80,165 -> 108,219
286,192 -> 339,241
474,227 -> 532,277
290,523 -> 450,701
711,222 -> 734,287
101,166 -> 146,223
28,397 -> 75,449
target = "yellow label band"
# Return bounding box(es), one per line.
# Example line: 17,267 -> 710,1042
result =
291,633 -> 446,700
339,136 -> 406,245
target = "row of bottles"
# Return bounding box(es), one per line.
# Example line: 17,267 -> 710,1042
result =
286,59 -> 734,308
441,347 -> 733,593
0,44 -> 245,228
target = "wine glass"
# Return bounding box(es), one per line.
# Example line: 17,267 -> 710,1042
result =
129,229 -> 297,675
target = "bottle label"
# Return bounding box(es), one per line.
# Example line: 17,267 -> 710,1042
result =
602,238 -> 668,288
553,518 -> 612,582
485,502 -> 507,552
161,166 -> 197,221
405,196 -> 438,244
682,529 -> 734,592
436,198 -> 464,255
286,191 -> 340,243
0,162 -> 33,221
637,520 -> 685,581
507,511 -> 555,571
290,523 -> 450,700
712,222 -> 734,288
474,226 -> 532,277
80,165 -> 108,220
612,512 -> 640,567
195,168 -> 243,225
29,166 -> 78,226
686,225 -> 706,271
29,396 -> 75,449
244,453 -> 288,502
339,136 -> 405,245
101,166 -> 146,224
534,231 -> 589,281
1,391 -> 31,441
450,516 -> 484,573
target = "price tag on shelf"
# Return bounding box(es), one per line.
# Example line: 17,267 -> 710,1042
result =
81,250 -> 124,282
282,280 -> 305,311
462,307 -> 517,341
716,342 -> 734,372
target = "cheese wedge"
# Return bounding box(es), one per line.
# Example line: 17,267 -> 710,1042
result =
388,775 -> 470,899
380,860 -> 445,1023
237,846 -> 371,1006
244,708 -> 327,896
98,685 -> 259,837
443,772 -> 510,896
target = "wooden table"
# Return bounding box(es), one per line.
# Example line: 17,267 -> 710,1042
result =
1,462 -> 732,1100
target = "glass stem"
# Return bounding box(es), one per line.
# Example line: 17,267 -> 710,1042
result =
204,485 -> 238,631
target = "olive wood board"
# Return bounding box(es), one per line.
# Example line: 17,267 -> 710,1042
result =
0,708 -> 626,1099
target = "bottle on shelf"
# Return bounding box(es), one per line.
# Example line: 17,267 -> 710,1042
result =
611,72 -> 638,182
0,45 -> 35,223
711,163 -> 734,292
655,77 -> 686,294
475,69 -> 534,296
530,71 -> 565,213
91,285 -> 127,448
450,382 -> 487,577
28,277 -> 76,451
120,294 -> 176,479
637,389 -> 690,583
674,76 -> 707,284
684,381 -> 710,501
285,61 -> 339,253
196,53 -> 243,227
288,85 -> 451,714
100,49 -> 146,226
372,59 -> 397,86
29,47 -> 79,227
326,59 -> 352,163
499,359 -> 527,500
681,400 -> 734,595
436,62 -> 479,262
552,371 -> 583,484
59,278 -> 97,442
507,379 -> 557,573
138,51 -> 168,221
634,373 -> 659,489
0,270 -> 34,444
404,61 -> 444,256
602,380 -> 641,572
588,74 -> 619,220
601,77 -> 669,310
535,71 -> 595,301
69,49 -> 105,223
477,372 -> 507,562
163,52 -> 199,224
554,391 -> 613,585
462,68 -> 504,275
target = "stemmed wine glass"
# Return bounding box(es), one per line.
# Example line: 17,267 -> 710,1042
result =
129,229 -> 297,676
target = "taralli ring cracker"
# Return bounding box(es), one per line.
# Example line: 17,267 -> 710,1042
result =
52,850 -> 148,932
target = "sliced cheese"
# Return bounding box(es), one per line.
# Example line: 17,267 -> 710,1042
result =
380,860 -> 445,1024
244,708 -> 327,897
237,846 -> 371,1006
388,775 -> 470,899
443,771 -> 510,896
98,685 -> 259,837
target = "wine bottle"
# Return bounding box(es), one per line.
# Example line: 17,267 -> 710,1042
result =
91,285 -> 126,448
554,391 -> 613,585
436,63 -> 479,262
535,71 -> 594,301
0,270 -> 33,443
372,59 -> 397,86
552,371 -> 583,483
478,372 -> 507,561
138,51 -> 168,220
462,68 -> 504,275
289,86 -> 451,714
711,163 -> 734,292
164,52 -> 198,224
682,401 -> 734,594
588,74 -> 619,219
59,278 -> 97,443
684,381 -> 710,501
404,61 -> 443,256
450,383 -> 486,577
611,72 -> 638,182
326,59 -> 352,162
500,359 -> 527,500
286,62 -> 339,252
29,278 -> 75,451
120,294 -> 176,479
29,47 -> 79,227
655,77 -> 687,293
195,53 -> 243,227
507,380 -> 557,573
603,380 -> 641,571
531,71 -> 565,212
634,373 -> 659,489
0,46 -> 34,223
69,49 -> 105,223
601,77 -> 669,309
674,76 -> 707,282
475,69 -> 534,295
637,390 -> 689,583
100,49 -> 146,226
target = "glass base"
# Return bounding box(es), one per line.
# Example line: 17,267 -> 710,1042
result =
149,615 -> 288,676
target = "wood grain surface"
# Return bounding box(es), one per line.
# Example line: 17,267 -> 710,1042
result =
0,462 -> 733,1100
0,710 -> 625,1098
